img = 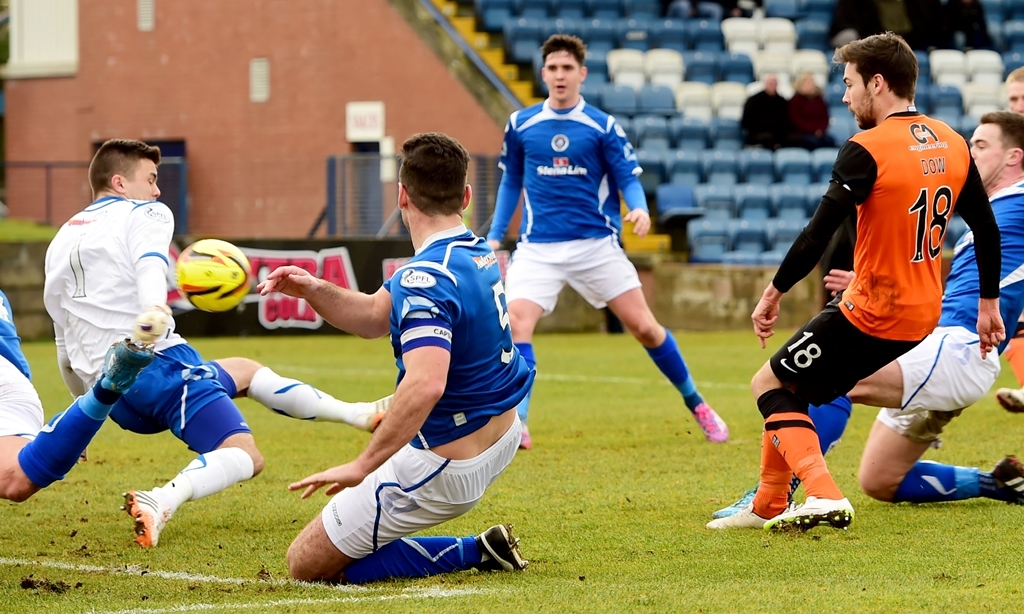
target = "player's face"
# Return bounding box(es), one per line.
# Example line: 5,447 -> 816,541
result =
842,63 -> 876,130
542,51 -> 587,109
118,159 -> 161,201
971,123 -> 1017,190
1008,81 -> 1024,115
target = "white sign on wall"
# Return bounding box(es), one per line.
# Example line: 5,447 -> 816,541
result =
346,101 -> 386,142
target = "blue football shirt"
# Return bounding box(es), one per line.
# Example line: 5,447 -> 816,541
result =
0,289 -> 32,381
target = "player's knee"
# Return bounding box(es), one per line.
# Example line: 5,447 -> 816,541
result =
750,364 -> 777,399
0,474 -> 39,503
286,541 -> 327,582
248,448 -> 265,476
858,468 -> 898,502
217,357 -> 263,390
629,318 -> 663,347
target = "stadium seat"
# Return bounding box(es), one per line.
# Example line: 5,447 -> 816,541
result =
580,18 -> 618,54
1004,51 -> 1024,77
608,48 -> 646,90
945,214 -> 969,249
771,183 -> 808,219
671,115 -> 711,149
739,148 -> 776,184
722,18 -> 760,56
811,147 -> 839,182
789,49 -> 829,84
1006,21 -> 1024,52
505,18 -> 544,64
667,149 -> 703,184
675,81 -> 714,119
760,18 -> 798,53
601,83 -> 639,115
694,183 -> 736,219
764,0 -> 804,20
636,115 -> 672,151
825,82 -> 847,116
687,218 -> 730,261
805,183 -> 827,216
639,84 -> 677,116
682,51 -> 720,85
754,50 -> 792,84
645,49 -> 685,89
719,52 -> 754,85
966,50 -> 1004,87
711,81 -> 747,119
913,79 -> 932,113
959,115 -> 980,140
657,183 -> 699,216
586,49 -> 609,78
636,148 -> 667,195
795,18 -> 829,53
1011,1 -> 1024,21
757,250 -> 786,265
765,217 -> 805,252
623,0 -> 662,18
720,250 -> 763,264
734,184 -> 773,220
802,0 -> 835,22
710,117 -> 743,150
827,115 -> 857,145
477,0 -> 516,33
588,0 -> 622,19
963,82 -> 1001,116
931,84 -> 964,117
774,148 -> 813,185
618,17 -> 654,52
555,0 -> 588,19
981,0 -> 1006,21
579,74 -> 609,96
728,218 -> 769,255
519,0 -> 551,19
689,19 -> 726,52
542,17 -> 581,39
701,150 -> 740,185
989,18 -> 1005,52
650,19 -> 689,54
931,50 -> 968,88
617,116 -> 637,145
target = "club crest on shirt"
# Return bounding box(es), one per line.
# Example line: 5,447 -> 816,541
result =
400,269 -> 437,288
144,207 -> 171,223
614,123 -> 627,139
551,134 -> 570,152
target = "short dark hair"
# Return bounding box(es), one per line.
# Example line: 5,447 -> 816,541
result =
541,34 -> 586,66
833,32 -> 917,101
399,133 -> 470,217
979,111 -> 1024,168
89,139 -> 161,196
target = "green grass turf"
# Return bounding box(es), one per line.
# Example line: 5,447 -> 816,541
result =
0,218 -> 58,242
1,332 -> 1022,613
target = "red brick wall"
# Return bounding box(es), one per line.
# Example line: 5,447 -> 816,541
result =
4,0 -> 504,237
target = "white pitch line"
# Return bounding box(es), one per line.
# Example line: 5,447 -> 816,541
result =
87,588 -> 485,614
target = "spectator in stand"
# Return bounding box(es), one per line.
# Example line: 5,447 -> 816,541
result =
789,73 -> 836,150
742,74 -> 791,150
944,0 -> 993,50
831,0 -> 946,51
665,0 -> 748,21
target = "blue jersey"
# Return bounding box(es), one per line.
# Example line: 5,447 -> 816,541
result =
0,289 -> 31,381
383,226 -> 534,448
496,97 -> 642,244
938,182 -> 1024,353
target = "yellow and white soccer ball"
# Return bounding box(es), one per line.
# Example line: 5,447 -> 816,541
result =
175,239 -> 252,312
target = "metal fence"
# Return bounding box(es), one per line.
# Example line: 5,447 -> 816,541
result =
315,153 -> 503,238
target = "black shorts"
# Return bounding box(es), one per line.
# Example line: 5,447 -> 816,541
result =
769,297 -> 923,406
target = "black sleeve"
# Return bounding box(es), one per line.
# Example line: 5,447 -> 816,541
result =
955,158 -> 1001,299
771,141 -> 875,292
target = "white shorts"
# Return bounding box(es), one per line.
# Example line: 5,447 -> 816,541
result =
0,356 -> 44,439
320,415 -> 521,559
877,325 -> 999,444
62,312 -> 121,389
505,237 -> 642,315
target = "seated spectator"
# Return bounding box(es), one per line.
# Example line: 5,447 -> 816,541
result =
666,0 -> 748,20
831,0 -> 945,51
742,74 -> 791,150
788,73 -> 835,150
944,0 -> 992,50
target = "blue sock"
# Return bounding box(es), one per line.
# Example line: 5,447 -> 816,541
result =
892,460 -> 1016,503
17,383 -> 121,488
515,342 -> 535,424
343,536 -> 482,584
645,329 -> 703,411
788,396 -> 853,495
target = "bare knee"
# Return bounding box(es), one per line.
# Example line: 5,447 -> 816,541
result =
287,518 -> 348,582
858,468 -> 899,502
214,357 -> 263,393
629,318 -> 664,347
0,480 -> 39,503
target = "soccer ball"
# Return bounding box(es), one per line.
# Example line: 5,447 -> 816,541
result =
176,239 -> 252,312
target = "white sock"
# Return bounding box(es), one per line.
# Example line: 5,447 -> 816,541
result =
151,448 -> 254,514
247,366 -> 391,429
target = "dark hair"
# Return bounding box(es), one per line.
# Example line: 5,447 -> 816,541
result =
399,133 -> 470,217
833,32 -> 917,101
89,139 -> 161,196
541,34 -> 586,66
979,111 -> 1024,167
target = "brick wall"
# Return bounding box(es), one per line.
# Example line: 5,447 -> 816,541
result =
4,0 -> 504,237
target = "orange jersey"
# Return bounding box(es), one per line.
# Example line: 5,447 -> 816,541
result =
838,114 -> 972,341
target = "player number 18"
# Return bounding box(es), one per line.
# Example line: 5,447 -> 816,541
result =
909,186 -> 953,263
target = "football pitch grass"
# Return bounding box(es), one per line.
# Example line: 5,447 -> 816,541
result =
2,331 -> 1022,613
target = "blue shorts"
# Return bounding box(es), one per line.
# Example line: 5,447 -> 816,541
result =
108,343 -> 251,453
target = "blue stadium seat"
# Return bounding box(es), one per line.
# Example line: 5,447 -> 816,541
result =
555,0 -> 588,18
588,0 -> 623,19
477,0 -> 516,33
687,218 -> 729,262
765,217 -> 805,252
1011,2 -> 1024,21
710,117 -> 743,150
774,148 -> 813,185
825,82 -> 847,116
688,20 -> 725,51
694,183 -> 736,219
739,149 -> 776,184
701,150 -> 740,185
959,115 -> 979,140
945,214 -> 969,249
990,19 -> 1005,52
1005,51 -> 1024,77
734,184 -> 773,220
931,84 -> 964,117
636,114 -> 672,150
827,115 -> 857,144
651,19 -> 690,54
719,52 -> 754,84
771,183 -> 808,219
811,147 -> 839,182
728,218 -> 768,254
579,74 -> 609,96
671,116 -> 711,150
764,0 -> 804,20
667,149 -> 703,184
915,50 -> 930,77
636,148 -> 667,196
720,250 -> 763,265
639,84 -> 677,116
1006,21 -> 1024,52
657,183 -> 698,214
543,17 -> 581,39
913,79 -> 931,113
580,19 -> 618,54
585,49 -> 609,79
519,0 -> 551,18
617,116 -> 637,145
618,17 -> 654,51
758,250 -> 786,265
601,83 -> 639,115
806,183 -> 828,217
505,18 -> 544,64
795,18 -> 829,52
981,0 -> 1006,21
682,51 -> 720,84
623,0 -> 662,18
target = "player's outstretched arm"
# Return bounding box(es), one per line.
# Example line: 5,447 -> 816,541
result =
258,265 -> 390,338
823,269 -> 855,296
288,346 -> 449,498
977,298 -> 1006,359
751,283 -> 783,348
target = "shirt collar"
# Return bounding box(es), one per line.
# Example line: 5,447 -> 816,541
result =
416,224 -> 471,254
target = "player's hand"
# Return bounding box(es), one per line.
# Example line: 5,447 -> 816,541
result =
487,239 -> 501,252
624,209 -> 651,238
823,269 -> 855,296
752,284 -> 783,348
976,298 -> 1006,360
288,462 -> 367,499
257,265 -> 321,298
